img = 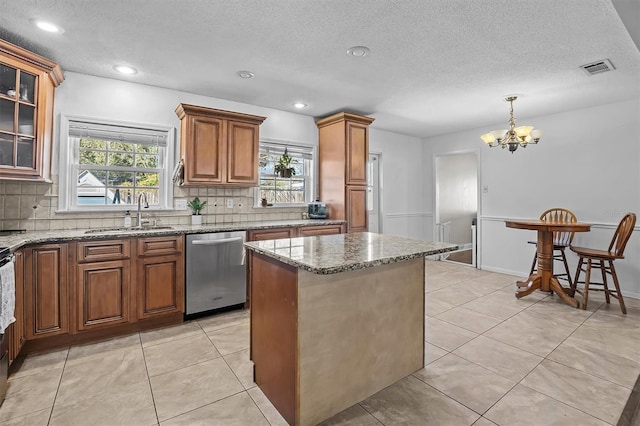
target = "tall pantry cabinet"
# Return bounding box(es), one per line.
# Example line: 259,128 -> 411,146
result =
316,112 -> 374,233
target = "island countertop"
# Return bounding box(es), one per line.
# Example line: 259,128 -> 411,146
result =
244,232 -> 458,274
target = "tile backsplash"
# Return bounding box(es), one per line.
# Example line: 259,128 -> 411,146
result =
0,177 -> 306,231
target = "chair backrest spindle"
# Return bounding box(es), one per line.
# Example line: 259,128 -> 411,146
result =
608,213 -> 636,257
540,208 -> 577,246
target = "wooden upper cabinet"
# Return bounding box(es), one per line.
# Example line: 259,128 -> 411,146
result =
316,112 -> 374,233
346,121 -> 369,185
0,39 -> 64,181
175,104 -> 266,186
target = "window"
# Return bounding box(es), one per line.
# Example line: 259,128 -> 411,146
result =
59,116 -> 174,211
256,141 -> 314,206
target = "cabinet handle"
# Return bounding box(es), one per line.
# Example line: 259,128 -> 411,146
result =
190,237 -> 244,246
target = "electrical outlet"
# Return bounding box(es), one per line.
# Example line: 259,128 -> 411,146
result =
174,199 -> 188,210
226,199 -> 234,209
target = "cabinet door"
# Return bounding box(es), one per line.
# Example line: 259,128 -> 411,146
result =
345,121 -> 369,185
227,120 -> 259,185
24,244 -> 69,339
297,224 -> 346,237
137,254 -> 184,319
184,115 -> 225,184
346,186 -> 368,233
76,260 -> 130,331
9,250 -> 25,363
247,227 -> 296,241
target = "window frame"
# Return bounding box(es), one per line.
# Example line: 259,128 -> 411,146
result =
58,114 -> 176,212
254,138 -> 316,207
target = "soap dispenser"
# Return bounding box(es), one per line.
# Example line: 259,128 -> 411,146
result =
124,210 -> 132,227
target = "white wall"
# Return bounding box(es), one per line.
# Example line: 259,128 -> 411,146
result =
52,73 -> 428,235
369,128 -> 429,240
423,98 -> 640,298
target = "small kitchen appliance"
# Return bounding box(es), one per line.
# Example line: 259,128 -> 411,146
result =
308,200 -> 328,219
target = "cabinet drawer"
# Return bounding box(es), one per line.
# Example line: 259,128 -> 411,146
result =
138,236 -> 184,257
77,240 -> 130,262
297,224 -> 345,237
247,227 -> 295,241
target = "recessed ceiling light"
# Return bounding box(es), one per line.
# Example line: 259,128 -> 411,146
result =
293,103 -> 307,109
113,65 -> 137,75
237,71 -> 255,79
346,46 -> 370,57
32,19 -> 64,33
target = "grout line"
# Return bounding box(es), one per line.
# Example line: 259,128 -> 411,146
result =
47,347 -> 71,426
138,332 -> 160,426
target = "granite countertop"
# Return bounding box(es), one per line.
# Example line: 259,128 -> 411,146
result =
244,232 -> 458,274
0,219 -> 346,251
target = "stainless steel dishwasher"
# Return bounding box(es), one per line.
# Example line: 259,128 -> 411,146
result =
185,231 -> 246,317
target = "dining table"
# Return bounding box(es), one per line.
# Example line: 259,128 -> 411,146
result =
505,219 -> 591,308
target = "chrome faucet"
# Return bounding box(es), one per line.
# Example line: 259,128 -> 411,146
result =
137,192 -> 149,227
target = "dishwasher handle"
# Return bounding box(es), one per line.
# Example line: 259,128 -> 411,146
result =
191,237 -> 244,246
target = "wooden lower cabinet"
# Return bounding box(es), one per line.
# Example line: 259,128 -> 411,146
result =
76,260 -> 131,331
247,227 -> 296,241
24,243 -> 69,340
137,236 -> 184,320
346,186 -> 368,233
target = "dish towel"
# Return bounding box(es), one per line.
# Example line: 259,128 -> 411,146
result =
0,260 -> 15,334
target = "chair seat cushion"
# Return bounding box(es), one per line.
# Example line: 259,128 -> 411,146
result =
570,246 -> 622,260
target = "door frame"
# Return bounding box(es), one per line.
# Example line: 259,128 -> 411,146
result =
433,149 -> 481,267
369,151 -> 383,233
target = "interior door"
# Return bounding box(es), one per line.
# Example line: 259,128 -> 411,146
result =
434,152 -> 478,266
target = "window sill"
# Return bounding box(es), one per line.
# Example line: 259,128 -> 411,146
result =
252,203 -> 307,209
55,207 -> 176,214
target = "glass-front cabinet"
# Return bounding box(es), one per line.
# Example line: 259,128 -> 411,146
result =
0,39 -> 64,180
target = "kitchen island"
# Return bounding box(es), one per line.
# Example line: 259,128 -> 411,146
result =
244,232 -> 457,426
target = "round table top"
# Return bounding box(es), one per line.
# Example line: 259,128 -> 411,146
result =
505,219 -> 591,232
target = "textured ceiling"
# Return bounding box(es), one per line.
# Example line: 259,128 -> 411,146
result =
1,0 -> 638,138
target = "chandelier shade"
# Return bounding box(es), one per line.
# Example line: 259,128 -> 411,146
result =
481,96 -> 542,153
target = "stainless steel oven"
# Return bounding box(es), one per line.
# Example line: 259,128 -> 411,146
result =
185,231 -> 246,318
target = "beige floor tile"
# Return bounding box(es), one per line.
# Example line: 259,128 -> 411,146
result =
472,272 -> 521,287
448,280 -> 503,298
0,368 -> 62,422
160,392 -> 268,426
9,348 -> 68,379
143,333 -> 221,377
483,311 -> 578,357
198,309 -> 250,333
563,323 -> 640,364
317,404 -> 382,425
425,342 -> 448,366
247,386 -> 288,426
425,317 -> 478,351
49,380 -> 157,426
428,285 -> 482,308
56,346 -> 148,404
425,260 -> 461,276
413,353 -> 516,414
140,321 -> 204,347
453,335 -> 543,382
435,307 -> 502,334
66,333 -> 141,365
223,348 -> 256,390
0,408 -> 52,426
150,357 -> 243,421
485,384 -> 609,426
548,327 -> 640,388
425,294 -> 457,317
521,359 -> 630,424
425,274 -> 459,293
595,294 -> 640,318
360,375 -> 479,425
582,310 -> 640,335
205,322 -> 250,355
461,291 -> 536,320
525,296 -> 599,325
471,417 -> 497,426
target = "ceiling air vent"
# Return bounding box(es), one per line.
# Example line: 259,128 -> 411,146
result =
580,59 -> 616,76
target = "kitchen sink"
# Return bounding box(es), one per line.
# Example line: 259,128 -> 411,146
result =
84,225 -> 173,234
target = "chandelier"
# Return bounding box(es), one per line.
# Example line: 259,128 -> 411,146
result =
480,96 -> 542,153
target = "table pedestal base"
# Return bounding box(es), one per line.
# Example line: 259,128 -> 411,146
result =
516,274 -> 579,308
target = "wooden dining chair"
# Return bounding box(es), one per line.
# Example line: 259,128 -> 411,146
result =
529,208 -> 577,286
570,212 -> 636,313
